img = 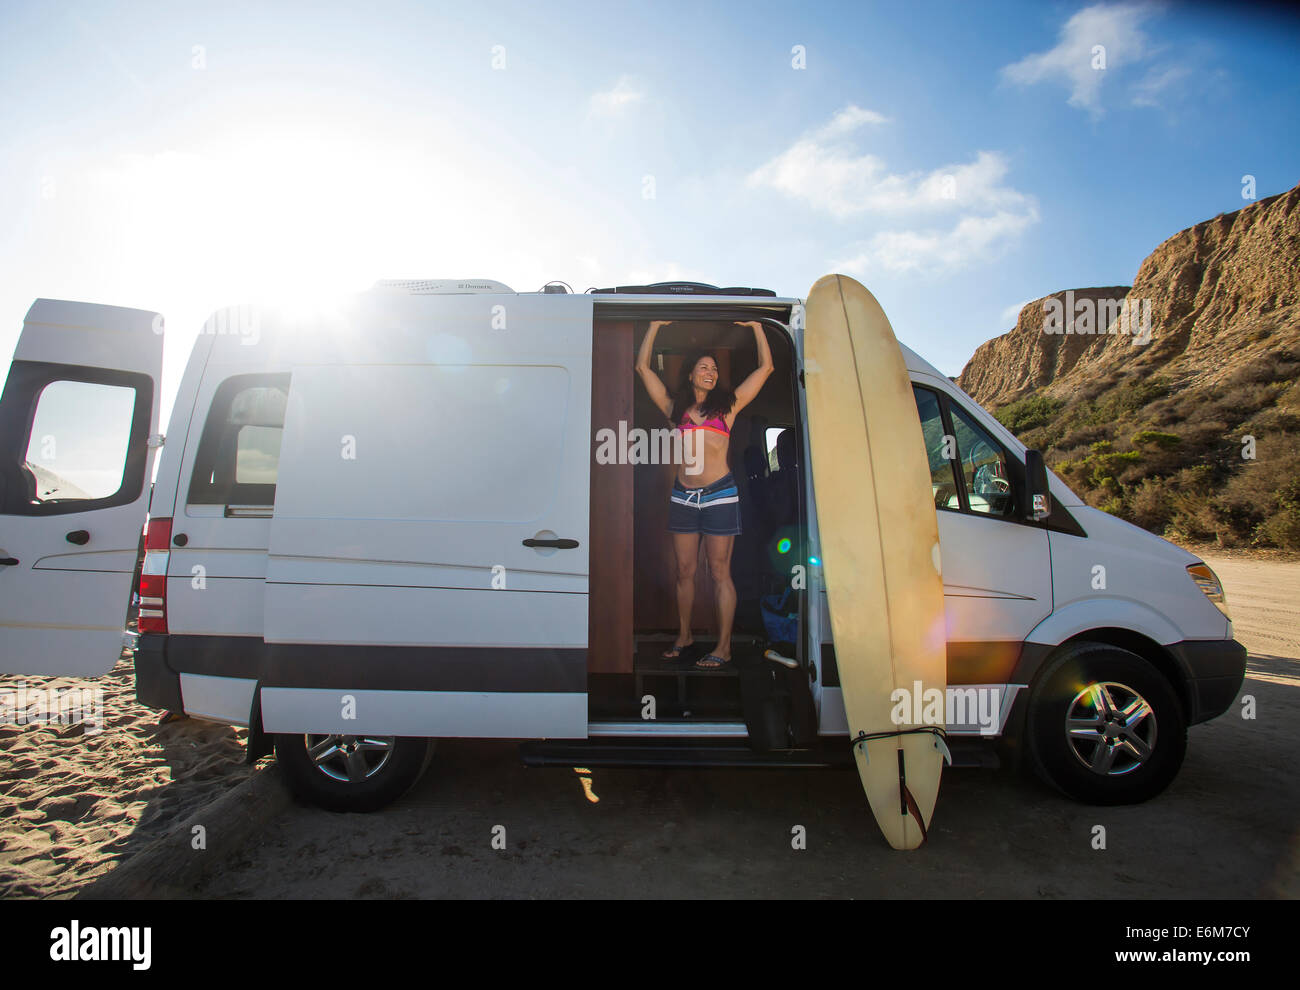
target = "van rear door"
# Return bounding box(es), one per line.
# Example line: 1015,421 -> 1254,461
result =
0,299 -> 163,675
261,291 -> 593,739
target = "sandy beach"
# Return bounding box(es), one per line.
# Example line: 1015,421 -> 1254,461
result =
0,647 -> 260,899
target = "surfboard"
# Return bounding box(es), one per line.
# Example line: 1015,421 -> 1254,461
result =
803,274 -> 948,850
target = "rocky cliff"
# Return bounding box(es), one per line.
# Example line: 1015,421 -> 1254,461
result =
961,184 -> 1300,407
956,182 -> 1300,548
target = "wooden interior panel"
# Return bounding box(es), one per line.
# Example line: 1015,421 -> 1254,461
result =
588,320 -> 634,673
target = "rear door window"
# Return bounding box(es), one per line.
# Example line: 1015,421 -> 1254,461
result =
25,380 -> 135,502
0,361 -> 152,516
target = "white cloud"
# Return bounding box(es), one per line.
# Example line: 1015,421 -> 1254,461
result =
589,75 -> 646,116
1001,2 -> 1157,114
812,105 -> 891,138
999,298 -> 1034,325
747,106 -> 1029,219
747,106 -> 1038,274
1130,63 -> 1192,107
835,209 -> 1040,276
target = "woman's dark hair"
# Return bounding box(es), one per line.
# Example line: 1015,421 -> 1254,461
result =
669,351 -> 736,424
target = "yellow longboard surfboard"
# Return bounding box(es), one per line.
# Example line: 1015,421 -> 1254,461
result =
803,274 -> 948,850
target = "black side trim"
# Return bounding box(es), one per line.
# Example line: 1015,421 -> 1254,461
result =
821,643 -> 839,687
521,741 -> 853,769
1009,641 -> 1058,687
133,633 -> 183,712
161,634 -> 586,693
1044,498 -> 1087,538
1167,639 -> 1248,724
245,685 -> 273,763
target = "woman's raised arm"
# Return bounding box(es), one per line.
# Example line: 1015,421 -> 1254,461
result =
730,321 -> 775,416
635,320 -> 674,420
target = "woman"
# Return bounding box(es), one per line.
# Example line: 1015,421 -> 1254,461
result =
634,320 -> 774,669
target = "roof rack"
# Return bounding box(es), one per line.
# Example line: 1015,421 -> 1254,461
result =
372,279 -> 514,294
590,281 -> 776,297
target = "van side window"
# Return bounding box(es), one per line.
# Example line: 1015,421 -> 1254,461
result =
911,386 -> 961,511
188,374 -> 290,507
948,403 -> 1014,516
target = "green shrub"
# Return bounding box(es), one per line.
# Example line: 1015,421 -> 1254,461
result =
994,394 -> 1066,435
1131,430 -> 1182,450
1255,496 -> 1300,549
1129,478 -> 1175,532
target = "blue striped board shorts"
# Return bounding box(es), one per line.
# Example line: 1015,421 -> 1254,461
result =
668,472 -> 742,536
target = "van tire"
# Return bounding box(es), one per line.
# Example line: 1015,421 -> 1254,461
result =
273,733 -> 435,812
1026,642 -> 1186,806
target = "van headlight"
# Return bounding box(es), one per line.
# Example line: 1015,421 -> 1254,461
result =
1186,563 -> 1230,619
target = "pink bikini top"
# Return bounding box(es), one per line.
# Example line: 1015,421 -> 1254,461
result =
678,409 -> 730,436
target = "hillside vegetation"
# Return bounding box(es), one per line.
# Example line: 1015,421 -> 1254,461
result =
958,184 -> 1300,549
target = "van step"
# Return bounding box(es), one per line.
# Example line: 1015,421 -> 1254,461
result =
519,738 -> 1001,771
519,741 -> 853,770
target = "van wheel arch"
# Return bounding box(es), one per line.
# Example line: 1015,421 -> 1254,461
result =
1053,629 -> 1190,722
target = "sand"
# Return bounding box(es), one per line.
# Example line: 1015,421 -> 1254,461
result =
0,648 -> 259,899
1198,553 -> 1300,664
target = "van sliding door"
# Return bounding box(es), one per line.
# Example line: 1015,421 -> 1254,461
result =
262,292 -> 593,739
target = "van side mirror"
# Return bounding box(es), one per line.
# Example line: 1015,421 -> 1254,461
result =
1024,449 -> 1051,522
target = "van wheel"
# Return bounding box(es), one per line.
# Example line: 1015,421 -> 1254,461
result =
1026,642 -> 1186,806
274,733 -> 435,812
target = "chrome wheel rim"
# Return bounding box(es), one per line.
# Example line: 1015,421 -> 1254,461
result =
306,734 -> 395,782
1065,681 -> 1157,776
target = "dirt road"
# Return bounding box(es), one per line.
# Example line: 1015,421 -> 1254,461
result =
181,553 -> 1298,899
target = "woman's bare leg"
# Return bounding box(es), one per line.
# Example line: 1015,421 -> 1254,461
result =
705,533 -> 736,661
670,532 -> 700,653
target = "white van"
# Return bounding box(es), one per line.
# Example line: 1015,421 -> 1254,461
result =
0,281 -> 1245,812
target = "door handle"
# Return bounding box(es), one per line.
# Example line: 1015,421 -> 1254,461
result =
521,538 -> 579,549
0,558 -> 18,566
66,530 -> 90,545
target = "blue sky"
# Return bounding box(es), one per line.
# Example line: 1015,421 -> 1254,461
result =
1,0 -> 1297,420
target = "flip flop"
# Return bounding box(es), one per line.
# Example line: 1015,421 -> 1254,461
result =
695,653 -> 730,669
662,642 -> 695,659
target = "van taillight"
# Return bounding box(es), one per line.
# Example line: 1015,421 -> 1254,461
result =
138,518 -> 172,635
